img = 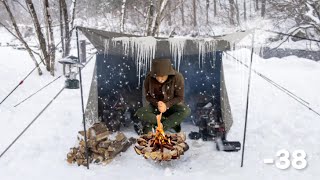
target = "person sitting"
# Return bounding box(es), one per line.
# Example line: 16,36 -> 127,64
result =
134,58 -> 191,135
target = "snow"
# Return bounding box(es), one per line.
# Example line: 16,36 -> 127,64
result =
1,32 -> 320,180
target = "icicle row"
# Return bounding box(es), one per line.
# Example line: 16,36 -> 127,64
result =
168,38 -> 186,72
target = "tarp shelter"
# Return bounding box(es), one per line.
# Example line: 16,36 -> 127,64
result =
79,27 -> 251,132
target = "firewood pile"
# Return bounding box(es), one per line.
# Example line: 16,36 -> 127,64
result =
67,123 -> 135,166
134,132 -> 189,161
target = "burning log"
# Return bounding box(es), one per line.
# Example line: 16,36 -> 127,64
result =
67,122 -> 136,166
134,132 -> 189,161
134,113 -> 189,161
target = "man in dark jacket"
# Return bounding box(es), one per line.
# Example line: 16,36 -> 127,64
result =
134,58 -> 191,134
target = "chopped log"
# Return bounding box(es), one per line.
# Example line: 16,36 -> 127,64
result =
96,131 -> 109,141
98,140 -> 111,148
67,123 -> 135,167
115,132 -> 126,141
134,147 -> 142,155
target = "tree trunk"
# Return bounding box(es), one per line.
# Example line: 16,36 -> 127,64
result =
235,0 -> 240,25
244,1 -> 247,21
206,0 -> 209,24
25,0 -> 49,71
261,0 -> 266,17
150,0 -> 169,36
255,0 -> 259,11
44,0 -> 55,76
167,0 -> 172,26
68,0 -> 77,39
228,0 -> 236,25
1,0 -> 42,75
146,0 -> 154,36
214,0 -> 217,17
180,1 -> 185,26
59,0 -> 65,57
64,0 -> 77,58
120,0 -> 127,33
193,0 -> 197,27
61,0 -> 70,56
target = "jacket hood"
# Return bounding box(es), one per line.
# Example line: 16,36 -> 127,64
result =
150,58 -> 176,77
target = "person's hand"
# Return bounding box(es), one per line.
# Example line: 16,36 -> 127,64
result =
157,101 -> 167,113
156,114 -> 163,129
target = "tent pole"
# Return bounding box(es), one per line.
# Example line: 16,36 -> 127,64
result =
76,27 -> 90,169
241,30 -> 255,167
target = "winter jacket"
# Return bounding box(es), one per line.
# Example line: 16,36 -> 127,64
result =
144,58 -> 185,108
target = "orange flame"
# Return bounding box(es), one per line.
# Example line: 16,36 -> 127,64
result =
154,113 -> 171,145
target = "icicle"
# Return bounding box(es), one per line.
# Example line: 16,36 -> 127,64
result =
204,39 -> 217,68
168,38 -> 186,72
197,39 -> 206,69
104,39 -> 110,58
112,36 -> 157,86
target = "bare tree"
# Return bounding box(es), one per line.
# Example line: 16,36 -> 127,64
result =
146,0 -> 155,36
214,0 -> 217,17
255,0 -> 259,11
69,0 -> 77,38
235,0 -> 240,25
1,0 -> 42,75
145,0 -> 168,36
167,0 -> 172,26
120,0 -> 127,33
151,0 -> 168,36
206,0 -> 209,24
228,0 -> 236,25
59,0 -> 65,57
180,0 -> 185,26
25,0 -> 49,70
193,0 -> 197,27
244,1 -> 247,21
43,0 -> 55,75
261,0 -> 266,17
61,0 -> 70,56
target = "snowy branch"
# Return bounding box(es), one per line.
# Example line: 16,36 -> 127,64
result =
305,2 -> 320,24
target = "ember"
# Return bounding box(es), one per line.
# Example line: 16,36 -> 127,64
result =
134,113 -> 189,161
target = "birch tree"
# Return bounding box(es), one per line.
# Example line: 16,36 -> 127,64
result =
214,0 -> 217,17
206,0 -> 209,24
146,0 -> 154,36
192,0 -> 197,27
59,0 -> 65,57
43,0 -> 55,75
120,0 -> 127,33
61,0 -> 70,56
1,0 -> 42,75
146,0 -> 168,36
25,0 -> 49,70
180,1 -> 185,26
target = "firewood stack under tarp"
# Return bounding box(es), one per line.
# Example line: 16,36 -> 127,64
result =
67,123 -> 136,166
134,113 -> 189,161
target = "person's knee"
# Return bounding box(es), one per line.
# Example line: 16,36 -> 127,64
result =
182,105 -> 191,118
135,107 -> 146,119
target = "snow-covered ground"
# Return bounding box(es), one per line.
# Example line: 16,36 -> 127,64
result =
0,32 -> 320,179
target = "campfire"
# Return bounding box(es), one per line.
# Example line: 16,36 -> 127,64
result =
134,113 -> 189,161
67,123 -> 135,166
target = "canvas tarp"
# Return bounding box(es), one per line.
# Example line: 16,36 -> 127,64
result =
79,27 -> 252,132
